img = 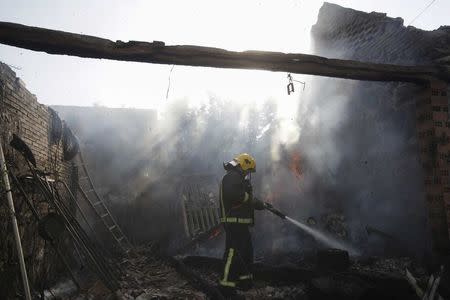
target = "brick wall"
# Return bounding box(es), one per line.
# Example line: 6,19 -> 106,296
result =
0,62 -> 76,298
417,81 -> 450,252
0,64 -> 73,177
312,3 -> 450,255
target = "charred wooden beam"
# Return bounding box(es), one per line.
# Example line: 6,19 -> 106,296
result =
169,257 -> 225,300
0,21 -> 448,84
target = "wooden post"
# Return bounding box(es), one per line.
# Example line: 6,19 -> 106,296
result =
202,207 -> 211,230
214,207 -> 220,225
191,208 -> 199,234
187,210 -> 195,237
180,194 -> 191,238
208,206 -> 218,227
197,207 -> 206,233
0,139 -> 32,300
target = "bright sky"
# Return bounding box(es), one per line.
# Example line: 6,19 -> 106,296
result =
0,0 -> 448,109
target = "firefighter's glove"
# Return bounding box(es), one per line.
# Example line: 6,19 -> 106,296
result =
264,202 -> 273,209
253,197 -> 265,210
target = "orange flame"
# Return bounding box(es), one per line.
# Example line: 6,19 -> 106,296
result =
289,150 -> 303,180
208,228 -> 221,240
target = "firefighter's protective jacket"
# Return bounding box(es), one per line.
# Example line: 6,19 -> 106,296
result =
219,168 -> 255,225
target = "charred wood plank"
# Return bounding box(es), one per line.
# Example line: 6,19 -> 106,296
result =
0,21 -> 448,84
168,257 -> 225,300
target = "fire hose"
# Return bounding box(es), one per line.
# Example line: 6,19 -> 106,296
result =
260,201 -> 359,255
262,202 -> 286,219
262,201 -> 311,231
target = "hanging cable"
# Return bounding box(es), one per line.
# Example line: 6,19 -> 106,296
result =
408,0 -> 438,26
342,0 -> 439,64
166,65 -> 175,101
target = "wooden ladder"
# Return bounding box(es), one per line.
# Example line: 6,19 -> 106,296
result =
76,150 -> 131,254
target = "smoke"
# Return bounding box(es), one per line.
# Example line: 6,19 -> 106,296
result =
56,68 -> 431,259
265,74 -> 430,258
133,72 -> 428,259
55,33 -> 431,260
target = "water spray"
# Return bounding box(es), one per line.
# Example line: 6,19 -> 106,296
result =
263,202 -> 360,255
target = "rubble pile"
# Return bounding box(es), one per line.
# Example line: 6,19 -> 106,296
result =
66,244 -> 205,300
59,241 -> 437,299
180,253 -> 418,300
351,257 -> 420,276
179,256 -> 308,299
117,245 -> 206,300
243,285 -> 308,300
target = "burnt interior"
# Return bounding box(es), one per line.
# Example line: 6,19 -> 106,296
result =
1,2 -> 450,300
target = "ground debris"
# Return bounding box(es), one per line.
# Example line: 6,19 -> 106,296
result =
68,244 -> 207,299
351,256 -> 417,275
243,285 -> 308,299
182,254 -> 420,299
67,244 -> 427,299
117,245 -> 207,299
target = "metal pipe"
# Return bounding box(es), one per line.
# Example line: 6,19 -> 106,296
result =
0,140 -> 32,300
8,170 -> 80,290
56,180 -> 98,241
9,135 -> 119,290
34,173 -> 119,290
51,185 -> 121,283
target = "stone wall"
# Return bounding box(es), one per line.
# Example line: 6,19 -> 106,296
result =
0,62 -> 76,298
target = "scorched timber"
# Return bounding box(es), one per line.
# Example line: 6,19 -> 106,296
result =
0,21 -> 448,83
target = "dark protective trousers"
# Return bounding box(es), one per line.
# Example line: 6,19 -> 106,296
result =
219,224 -> 253,288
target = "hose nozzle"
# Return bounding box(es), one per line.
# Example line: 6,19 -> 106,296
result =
264,202 -> 286,219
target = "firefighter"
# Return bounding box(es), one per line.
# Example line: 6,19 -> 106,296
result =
218,153 -> 265,296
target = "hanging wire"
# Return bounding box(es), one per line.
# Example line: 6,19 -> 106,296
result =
340,0 -> 438,64
408,0 -> 438,26
166,65 -> 175,101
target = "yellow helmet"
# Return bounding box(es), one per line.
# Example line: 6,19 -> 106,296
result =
234,153 -> 256,173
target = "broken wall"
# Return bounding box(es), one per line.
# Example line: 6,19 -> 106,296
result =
0,62 -> 76,298
310,3 -> 450,256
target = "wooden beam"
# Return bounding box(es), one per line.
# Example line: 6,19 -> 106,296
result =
0,21 -> 448,83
